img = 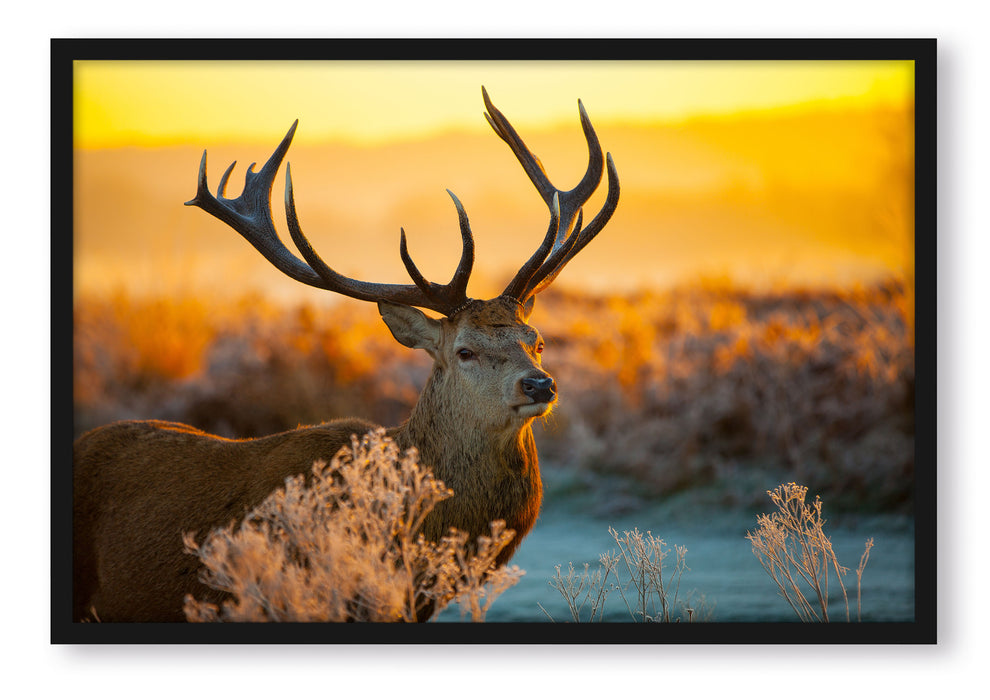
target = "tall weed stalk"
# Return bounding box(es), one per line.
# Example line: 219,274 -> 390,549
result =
746,482 -> 873,622
543,527 -> 707,623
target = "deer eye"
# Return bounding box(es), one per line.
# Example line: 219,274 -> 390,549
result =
536,342 -> 544,355
456,348 -> 475,361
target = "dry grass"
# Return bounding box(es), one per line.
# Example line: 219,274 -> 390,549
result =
547,481 -> 874,623
182,429 -> 522,622
73,278 -> 914,512
746,482 -> 874,622
73,293 -> 427,437
542,527 -> 710,623
534,278 -> 914,510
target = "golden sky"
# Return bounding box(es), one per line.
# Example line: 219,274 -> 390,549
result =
73,59 -> 916,299
74,60 -> 913,148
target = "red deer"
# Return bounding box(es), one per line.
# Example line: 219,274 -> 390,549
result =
73,87 -> 619,622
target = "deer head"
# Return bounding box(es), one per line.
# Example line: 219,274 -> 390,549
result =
184,86 -> 619,434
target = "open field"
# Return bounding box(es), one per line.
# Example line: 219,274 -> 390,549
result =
73,278 -> 914,514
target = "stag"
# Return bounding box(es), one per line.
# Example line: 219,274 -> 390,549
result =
73,87 -> 619,622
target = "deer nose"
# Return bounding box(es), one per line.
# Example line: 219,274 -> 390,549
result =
521,376 -> 556,404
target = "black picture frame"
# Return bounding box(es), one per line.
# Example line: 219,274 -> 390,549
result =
52,37 -> 936,644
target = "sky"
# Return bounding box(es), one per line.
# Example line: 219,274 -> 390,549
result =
70,58 -> 917,300
74,60 -> 914,148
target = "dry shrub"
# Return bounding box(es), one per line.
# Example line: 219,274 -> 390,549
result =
73,294 -> 428,438
73,292 -> 216,402
746,482 -> 874,622
182,429 -> 522,622
73,278 -> 914,511
543,527 -> 709,623
535,278 -> 914,510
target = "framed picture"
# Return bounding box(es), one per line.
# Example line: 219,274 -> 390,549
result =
53,38 -> 935,643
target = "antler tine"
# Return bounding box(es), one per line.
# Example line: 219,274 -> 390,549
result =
185,120 -> 327,289
526,153 -> 620,298
482,88 -> 554,204
501,192 -> 561,300
283,165 -> 437,308
187,121 -> 476,317
484,87 -> 619,304
482,86 -> 604,234
396,190 -> 475,310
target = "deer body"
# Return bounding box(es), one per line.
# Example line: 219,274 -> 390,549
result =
73,88 -> 618,622
74,419 -> 377,621
74,298 -> 547,621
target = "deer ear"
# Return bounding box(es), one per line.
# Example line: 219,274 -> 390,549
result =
378,302 -> 442,354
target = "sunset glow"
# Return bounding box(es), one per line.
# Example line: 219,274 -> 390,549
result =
72,59 -> 915,300
74,60 -> 913,148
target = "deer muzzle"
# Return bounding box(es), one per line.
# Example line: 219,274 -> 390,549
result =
521,376 -> 557,404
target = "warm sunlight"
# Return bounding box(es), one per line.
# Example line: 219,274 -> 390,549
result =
72,59 -> 915,300
74,60 -> 912,147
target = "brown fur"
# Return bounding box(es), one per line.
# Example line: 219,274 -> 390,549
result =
73,295 -> 552,622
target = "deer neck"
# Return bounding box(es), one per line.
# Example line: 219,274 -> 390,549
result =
392,369 -> 538,477
386,365 -> 542,534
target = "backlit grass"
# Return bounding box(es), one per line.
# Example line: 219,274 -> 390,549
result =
73,278 -> 914,512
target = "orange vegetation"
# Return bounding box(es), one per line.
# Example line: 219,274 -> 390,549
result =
73,278 -> 914,512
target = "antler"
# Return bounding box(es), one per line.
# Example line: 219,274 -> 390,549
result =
485,87 -> 620,303
185,120 -> 475,317
186,91 -> 618,317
